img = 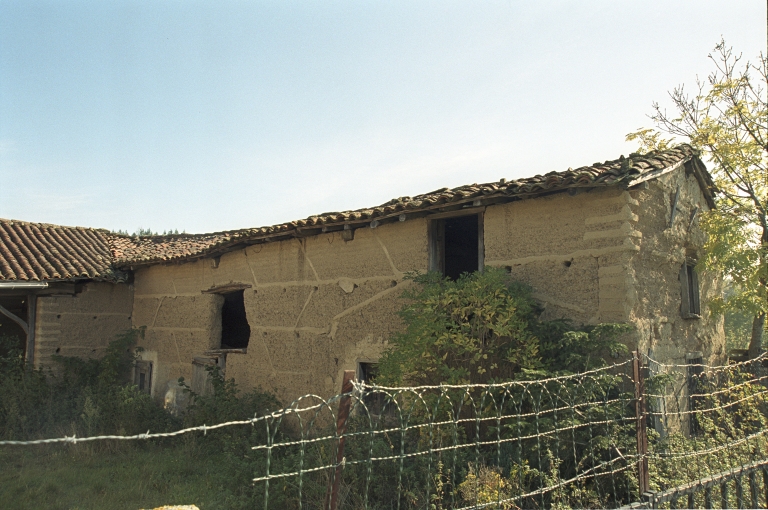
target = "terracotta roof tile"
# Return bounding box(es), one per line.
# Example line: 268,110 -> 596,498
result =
0,219 -> 128,282
0,144 -> 707,277
112,144 -> 704,267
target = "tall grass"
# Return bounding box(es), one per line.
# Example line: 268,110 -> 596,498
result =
0,331 -> 284,509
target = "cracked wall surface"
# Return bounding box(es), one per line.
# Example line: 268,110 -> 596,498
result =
485,187 -> 632,325
484,180 -> 722,364
131,176 -> 723,403
627,171 -> 724,365
132,219 -> 427,403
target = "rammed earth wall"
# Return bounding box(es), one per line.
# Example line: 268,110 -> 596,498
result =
34,282 -> 134,367
485,176 -> 723,366
484,186 -> 632,325
131,218 -> 428,404
131,167 -> 724,404
628,167 -> 724,364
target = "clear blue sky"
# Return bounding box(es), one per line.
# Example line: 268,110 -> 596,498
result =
0,1 -> 764,234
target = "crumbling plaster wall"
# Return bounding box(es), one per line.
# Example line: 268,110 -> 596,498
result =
34,282 -> 134,368
484,186 -> 639,326
132,172 -> 723,404
484,174 -> 723,362
132,219 -> 428,404
628,170 -> 724,365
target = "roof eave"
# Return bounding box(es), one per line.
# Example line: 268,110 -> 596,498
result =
116,183 -> 613,269
624,155 -> 716,210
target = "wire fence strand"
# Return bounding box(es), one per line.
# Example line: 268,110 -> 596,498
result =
3,354 -> 768,509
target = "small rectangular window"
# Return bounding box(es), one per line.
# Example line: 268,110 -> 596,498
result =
134,360 -> 153,394
429,213 -> 484,280
680,262 -> 701,318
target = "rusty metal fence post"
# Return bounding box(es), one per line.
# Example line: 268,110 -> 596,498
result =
633,351 -> 650,498
325,370 -> 355,510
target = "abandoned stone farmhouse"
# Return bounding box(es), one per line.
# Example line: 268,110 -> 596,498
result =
0,145 -> 722,404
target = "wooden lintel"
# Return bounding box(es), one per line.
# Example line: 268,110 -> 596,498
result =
426,206 -> 486,220
202,282 -> 253,294
192,356 -> 217,366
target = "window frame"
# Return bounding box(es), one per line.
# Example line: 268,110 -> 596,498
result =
134,360 -> 153,395
679,261 -> 701,319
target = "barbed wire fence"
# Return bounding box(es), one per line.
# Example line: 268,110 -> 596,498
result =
2,353 -> 768,509
249,361 -> 640,510
629,353 -> 768,509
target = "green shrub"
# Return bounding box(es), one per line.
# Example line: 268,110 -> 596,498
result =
370,269 -> 636,508
378,268 -> 629,386
0,334 -> 53,440
0,329 -> 178,441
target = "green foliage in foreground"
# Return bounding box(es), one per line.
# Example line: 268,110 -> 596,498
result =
645,364 -> 768,508
0,443 -> 220,510
367,269 -> 639,507
0,331 -> 285,509
0,330 -> 176,441
377,268 -> 630,386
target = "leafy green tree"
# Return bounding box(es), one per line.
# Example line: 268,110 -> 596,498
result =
627,41 -> 768,358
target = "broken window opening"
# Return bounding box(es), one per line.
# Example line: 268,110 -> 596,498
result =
221,290 -> 250,349
430,213 -> 483,280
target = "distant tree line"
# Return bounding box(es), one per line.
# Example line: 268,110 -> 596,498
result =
112,228 -> 185,237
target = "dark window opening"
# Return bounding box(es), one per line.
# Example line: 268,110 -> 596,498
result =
221,290 -> 250,348
680,262 -> 701,317
358,362 -> 387,416
686,265 -> 699,313
430,214 -> 482,280
359,362 -> 378,384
